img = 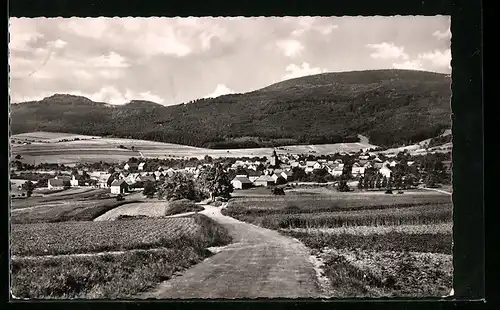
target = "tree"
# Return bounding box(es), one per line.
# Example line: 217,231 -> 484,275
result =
272,187 -> 285,195
275,176 -> 287,185
21,180 -> 35,197
204,155 -> 213,163
381,176 -> 388,188
197,164 -> 234,201
157,172 -> 196,201
338,180 -> 350,192
15,154 -> 22,159
142,181 -> 156,198
358,177 -> 364,190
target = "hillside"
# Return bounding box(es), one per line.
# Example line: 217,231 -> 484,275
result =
10,69 -> 451,149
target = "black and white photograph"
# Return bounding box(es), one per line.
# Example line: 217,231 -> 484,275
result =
9,16 -> 453,299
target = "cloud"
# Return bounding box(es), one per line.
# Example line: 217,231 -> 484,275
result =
282,62 -> 328,80
366,42 -> 409,60
203,84 -> 234,98
291,17 -> 338,36
418,49 -> 451,69
318,24 -> 339,35
90,51 -> 129,68
276,39 -> 304,57
433,28 -> 451,40
48,39 -> 67,49
9,32 -> 44,51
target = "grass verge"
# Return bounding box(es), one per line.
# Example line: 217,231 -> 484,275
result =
11,247 -> 206,299
164,199 -> 204,216
11,214 -> 232,299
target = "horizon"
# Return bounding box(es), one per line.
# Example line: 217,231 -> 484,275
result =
10,68 -> 450,105
9,16 -> 451,106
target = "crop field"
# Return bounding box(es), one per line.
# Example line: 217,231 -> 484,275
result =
11,217 -> 201,256
223,189 -> 453,297
11,196 -> 141,224
94,199 -> 205,221
10,214 -> 232,299
11,131 -> 376,163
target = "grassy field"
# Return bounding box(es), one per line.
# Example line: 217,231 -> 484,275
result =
11,214 -> 232,299
10,188 -> 142,224
11,217 -> 201,256
11,131 -> 375,163
223,187 -> 453,297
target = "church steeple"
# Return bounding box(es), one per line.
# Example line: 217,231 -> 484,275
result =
270,149 -> 279,167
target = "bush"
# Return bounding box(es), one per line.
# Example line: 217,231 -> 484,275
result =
116,194 -> 125,201
385,190 -> 393,194
272,187 -> 285,195
164,199 -> 204,216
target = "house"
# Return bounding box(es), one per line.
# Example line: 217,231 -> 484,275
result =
138,162 -> 146,171
351,166 -> 365,177
281,170 -> 294,181
313,162 -> 323,170
48,178 -> 65,189
70,175 -> 80,187
306,161 -> 317,167
124,162 -> 138,171
248,170 -> 262,182
253,175 -> 275,187
389,160 -> 398,167
137,175 -> 155,183
379,166 -> 392,178
374,162 -> 384,170
271,173 -> 281,182
110,179 -> 128,194
98,173 -> 112,188
231,176 -> 253,190
305,166 -> 314,173
119,171 -> 130,179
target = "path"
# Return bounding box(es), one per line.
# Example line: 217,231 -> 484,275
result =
421,187 -> 452,195
141,204 -> 322,299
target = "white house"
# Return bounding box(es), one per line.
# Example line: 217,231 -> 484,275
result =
70,175 -> 80,187
110,179 -> 128,194
313,162 -> 323,170
305,167 -> 314,173
379,166 -> 392,178
253,175 -> 275,187
138,162 -> 146,171
248,170 -> 262,182
48,178 -> 64,190
281,170 -> 294,181
389,160 -> 398,167
98,174 -> 112,188
231,176 -> 253,190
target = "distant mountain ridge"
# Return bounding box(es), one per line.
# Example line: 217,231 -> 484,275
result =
10,69 -> 452,149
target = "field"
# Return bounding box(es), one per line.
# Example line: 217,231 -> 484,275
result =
94,199 -> 205,221
222,188 -> 453,297
11,217 -> 201,256
11,131 -> 376,164
11,214 -> 232,299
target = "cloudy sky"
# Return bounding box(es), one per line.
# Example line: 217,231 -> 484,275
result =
9,16 -> 451,105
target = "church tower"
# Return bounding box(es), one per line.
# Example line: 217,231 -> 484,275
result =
270,150 -> 279,167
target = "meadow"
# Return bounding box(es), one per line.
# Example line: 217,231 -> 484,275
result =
222,188 -> 453,297
11,131 -> 375,164
10,214 -> 232,299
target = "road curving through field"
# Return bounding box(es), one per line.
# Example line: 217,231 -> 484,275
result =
141,204 -> 322,299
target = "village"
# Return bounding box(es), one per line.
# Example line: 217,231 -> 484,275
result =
10,147 -> 452,198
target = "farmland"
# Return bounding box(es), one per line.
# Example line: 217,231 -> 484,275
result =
11,131 -> 375,164
222,188 -> 453,297
10,212 -> 232,299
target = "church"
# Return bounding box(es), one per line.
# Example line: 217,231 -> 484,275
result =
269,150 -> 280,167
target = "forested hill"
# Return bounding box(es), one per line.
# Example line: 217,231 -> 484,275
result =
10,69 -> 451,149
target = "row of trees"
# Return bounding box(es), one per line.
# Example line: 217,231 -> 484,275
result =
138,164 -> 234,202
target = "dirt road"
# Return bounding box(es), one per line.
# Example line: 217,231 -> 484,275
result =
142,205 -> 322,299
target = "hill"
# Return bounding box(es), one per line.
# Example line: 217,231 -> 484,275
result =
10,69 -> 451,149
